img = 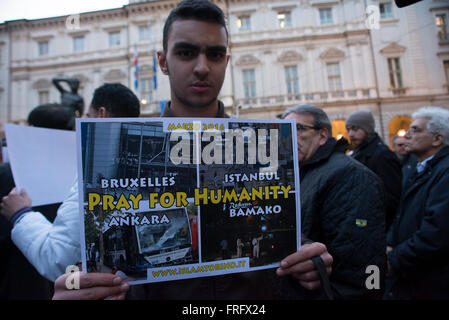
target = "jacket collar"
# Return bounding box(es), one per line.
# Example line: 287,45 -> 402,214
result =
403,146 -> 449,197
161,100 -> 229,118
352,132 -> 380,157
302,137 -> 349,168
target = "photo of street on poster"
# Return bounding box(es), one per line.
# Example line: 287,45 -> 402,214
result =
76,117 -> 301,285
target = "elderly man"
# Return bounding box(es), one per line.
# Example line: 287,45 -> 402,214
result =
387,106 -> 449,299
283,104 -> 386,299
345,109 -> 402,231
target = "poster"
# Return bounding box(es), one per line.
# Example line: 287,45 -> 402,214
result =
76,117 -> 301,285
5,124 -> 77,206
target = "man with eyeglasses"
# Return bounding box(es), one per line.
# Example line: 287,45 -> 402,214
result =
345,109 -> 402,232
386,106 -> 449,299
282,104 -> 386,299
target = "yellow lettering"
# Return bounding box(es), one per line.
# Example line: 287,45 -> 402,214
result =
238,187 -> 251,202
223,189 -> 238,203
210,189 -> 222,204
129,194 -> 143,209
103,195 -> 115,211
115,194 -> 131,210
195,188 -> 209,205
280,185 -> 291,198
88,193 -> 100,211
270,186 -> 280,199
176,192 -> 188,207
160,192 -> 175,208
149,193 -> 159,209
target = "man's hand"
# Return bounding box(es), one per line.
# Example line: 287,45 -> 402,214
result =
53,272 -> 130,300
276,242 -> 333,290
0,187 -> 32,221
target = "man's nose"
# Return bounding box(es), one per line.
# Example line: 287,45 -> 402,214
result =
193,54 -> 210,77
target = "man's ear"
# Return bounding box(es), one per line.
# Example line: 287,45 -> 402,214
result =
157,50 -> 169,75
97,106 -> 109,118
432,133 -> 444,147
319,128 -> 329,146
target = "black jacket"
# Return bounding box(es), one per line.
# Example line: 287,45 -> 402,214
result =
351,133 -> 402,230
388,147 -> 449,299
300,138 -> 386,299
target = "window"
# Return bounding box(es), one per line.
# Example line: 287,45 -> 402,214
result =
285,66 -> 299,94
387,57 -> 403,89
73,36 -> 85,52
38,90 -> 49,104
237,16 -> 251,31
444,61 -> 449,85
319,8 -> 333,25
109,31 -> 121,47
243,69 -> 256,98
326,62 -> 342,91
38,41 -> 49,56
278,11 -> 292,29
436,14 -> 448,42
140,78 -> 154,104
379,2 -> 393,19
139,25 -> 151,41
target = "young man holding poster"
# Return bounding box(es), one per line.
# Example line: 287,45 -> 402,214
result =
52,0 -> 332,300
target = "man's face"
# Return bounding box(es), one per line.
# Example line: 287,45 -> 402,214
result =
393,136 -> 408,157
404,117 -> 437,160
346,125 -> 369,148
284,112 -> 328,166
158,19 -> 229,111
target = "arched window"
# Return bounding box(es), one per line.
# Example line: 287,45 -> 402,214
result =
331,119 -> 348,141
388,115 -> 412,149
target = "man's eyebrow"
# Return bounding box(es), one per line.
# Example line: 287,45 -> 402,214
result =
173,41 -> 226,52
173,41 -> 200,50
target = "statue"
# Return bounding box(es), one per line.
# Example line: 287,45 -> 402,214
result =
52,78 -> 85,117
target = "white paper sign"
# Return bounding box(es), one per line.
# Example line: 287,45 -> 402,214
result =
4,124 -> 77,206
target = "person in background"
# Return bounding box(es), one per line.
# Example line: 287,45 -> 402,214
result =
386,106 -> 449,299
392,135 -> 416,181
0,84 -> 140,283
282,104 -> 386,299
346,109 -> 402,231
0,103 -> 75,299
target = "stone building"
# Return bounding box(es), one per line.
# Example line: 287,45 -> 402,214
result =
0,0 -> 448,146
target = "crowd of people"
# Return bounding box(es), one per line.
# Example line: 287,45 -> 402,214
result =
1,0 -> 449,300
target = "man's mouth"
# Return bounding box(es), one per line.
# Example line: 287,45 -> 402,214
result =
191,82 -> 211,92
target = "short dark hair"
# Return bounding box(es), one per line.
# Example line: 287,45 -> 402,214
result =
27,104 -> 75,130
90,83 -> 140,117
281,104 -> 333,136
162,0 -> 228,52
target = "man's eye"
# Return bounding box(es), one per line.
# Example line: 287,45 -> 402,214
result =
177,50 -> 195,58
208,51 -> 225,60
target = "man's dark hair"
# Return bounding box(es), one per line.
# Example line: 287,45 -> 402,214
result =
281,104 -> 333,136
90,83 -> 140,117
162,0 -> 228,52
27,104 -> 75,130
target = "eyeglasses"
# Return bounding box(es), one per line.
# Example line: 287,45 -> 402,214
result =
406,125 -> 426,135
296,123 -> 319,133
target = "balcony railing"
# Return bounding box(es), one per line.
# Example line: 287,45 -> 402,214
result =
235,88 -> 376,109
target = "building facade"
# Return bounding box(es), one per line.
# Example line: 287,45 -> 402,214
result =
0,0 -> 448,146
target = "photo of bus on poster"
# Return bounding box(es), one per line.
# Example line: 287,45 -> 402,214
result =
76,117 -> 301,285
